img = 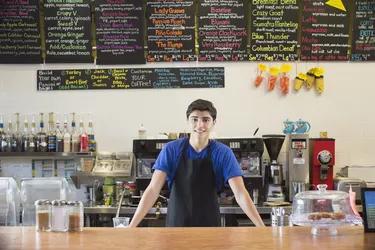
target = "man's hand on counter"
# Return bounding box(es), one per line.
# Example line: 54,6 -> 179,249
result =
228,176 -> 266,227
128,170 -> 167,228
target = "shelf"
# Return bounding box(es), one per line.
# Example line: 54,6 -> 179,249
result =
0,152 -> 95,158
70,172 -> 132,178
70,171 -> 133,188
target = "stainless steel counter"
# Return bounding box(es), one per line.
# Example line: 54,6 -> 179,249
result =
84,205 -> 362,215
84,205 -> 292,215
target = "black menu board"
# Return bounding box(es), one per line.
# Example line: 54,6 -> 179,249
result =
44,0 -> 93,63
198,0 -> 248,61
351,0 -> 375,61
0,0 -> 42,64
147,0 -> 196,62
95,0 -> 145,65
300,0 -> 350,61
37,67 -> 225,91
249,0 -> 299,61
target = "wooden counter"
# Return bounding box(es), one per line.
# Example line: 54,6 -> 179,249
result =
1,226 -> 373,250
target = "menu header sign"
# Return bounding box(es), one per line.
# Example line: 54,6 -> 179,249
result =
0,0 -> 42,63
249,0 -> 299,61
198,0 -> 248,61
300,0 -> 350,61
351,0 -> 375,61
44,0 -> 93,63
95,0 -> 145,65
37,67 -> 225,91
147,0 -> 196,62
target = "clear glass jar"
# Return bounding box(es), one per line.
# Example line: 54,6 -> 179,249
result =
35,199 -> 51,232
67,201 -> 83,232
51,200 -> 68,232
291,184 -> 363,235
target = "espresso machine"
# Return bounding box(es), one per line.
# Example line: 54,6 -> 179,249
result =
310,138 -> 335,190
217,138 -> 264,205
263,134 -> 286,202
287,134 -> 310,201
133,139 -> 172,195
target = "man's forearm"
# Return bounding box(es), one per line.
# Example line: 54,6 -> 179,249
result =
129,187 -> 160,227
235,191 -> 265,227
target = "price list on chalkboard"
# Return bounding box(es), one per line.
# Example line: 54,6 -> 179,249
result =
0,0 -> 42,63
37,67 -> 225,91
147,0 -> 196,62
249,0 -> 298,61
351,0 -> 375,61
198,0 -> 248,61
95,0 -> 145,65
44,0 -> 93,63
300,0 -> 350,61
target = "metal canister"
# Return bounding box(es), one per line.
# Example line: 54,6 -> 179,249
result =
115,181 -> 124,202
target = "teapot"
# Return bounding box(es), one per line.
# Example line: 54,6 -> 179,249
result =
295,119 -> 311,134
283,119 -> 311,134
283,119 -> 296,134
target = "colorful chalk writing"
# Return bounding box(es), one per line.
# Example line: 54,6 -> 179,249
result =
147,0 -> 196,62
0,0 -> 42,63
249,0 -> 299,61
351,0 -> 375,61
198,0 -> 248,61
95,0 -> 145,65
300,0 -> 351,61
44,0 -> 93,63
37,67 -> 225,91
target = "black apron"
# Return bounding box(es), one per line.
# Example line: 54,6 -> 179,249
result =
166,139 -> 221,227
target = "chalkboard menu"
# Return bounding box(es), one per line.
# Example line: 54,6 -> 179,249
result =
198,0 -> 248,61
147,0 -> 196,62
300,0 -> 350,61
37,67 -> 225,91
0,0 -> 42,64
351,0 -> 375,61
95,0 -> 145,65
44,0 -> 93,63
249,0 -> 299,61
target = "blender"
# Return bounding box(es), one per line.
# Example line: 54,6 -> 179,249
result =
263,134 -> 286,202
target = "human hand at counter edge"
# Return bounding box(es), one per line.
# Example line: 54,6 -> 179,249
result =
228,176 -> 266,227
128,170 -> 167,228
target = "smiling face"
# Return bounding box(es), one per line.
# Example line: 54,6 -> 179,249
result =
187,110 -> 216,140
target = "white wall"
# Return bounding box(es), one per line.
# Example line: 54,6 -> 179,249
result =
0,61 -> 374,172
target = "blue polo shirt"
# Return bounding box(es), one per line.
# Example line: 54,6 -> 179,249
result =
152,138 -> 243,191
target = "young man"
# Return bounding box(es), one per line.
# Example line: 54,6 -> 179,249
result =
129,99 -> 265,227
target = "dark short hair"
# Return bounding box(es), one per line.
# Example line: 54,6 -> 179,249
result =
186,99 -> 217,120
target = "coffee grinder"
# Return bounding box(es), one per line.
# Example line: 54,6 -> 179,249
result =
263,134 -> 286,202
310,138 -> 335,190
287,134 -> 310,201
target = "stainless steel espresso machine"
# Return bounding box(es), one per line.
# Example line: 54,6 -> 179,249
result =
262,134 -> 286,203
287,134 -> 310,201
217,138 -> 264,205
133,139 -> 171,196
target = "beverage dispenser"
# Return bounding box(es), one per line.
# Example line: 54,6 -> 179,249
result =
310,138 -> 335,190
287,134 -> 310,201
20,177 -> 71,226
0,177 -> 20,226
